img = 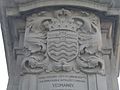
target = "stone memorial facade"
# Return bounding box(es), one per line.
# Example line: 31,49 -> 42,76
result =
0,0 -> 120,90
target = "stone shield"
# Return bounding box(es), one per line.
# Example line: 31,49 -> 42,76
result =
47,30 -> 78,62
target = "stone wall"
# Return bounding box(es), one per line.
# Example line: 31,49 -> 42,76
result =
0,0 -> 120,90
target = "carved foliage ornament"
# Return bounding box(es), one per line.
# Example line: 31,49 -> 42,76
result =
22,9 -> 105,75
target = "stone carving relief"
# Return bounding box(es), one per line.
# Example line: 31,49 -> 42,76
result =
21,8 -> 105,75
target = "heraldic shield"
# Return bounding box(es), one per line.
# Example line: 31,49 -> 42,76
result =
47,30 -> 79,62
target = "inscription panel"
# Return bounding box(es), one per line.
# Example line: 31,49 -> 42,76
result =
38,74 -> 87,90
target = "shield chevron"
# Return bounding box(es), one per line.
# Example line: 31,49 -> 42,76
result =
47,30 -> 78,62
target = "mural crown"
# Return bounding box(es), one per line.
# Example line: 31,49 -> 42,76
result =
47,9 -> 80,31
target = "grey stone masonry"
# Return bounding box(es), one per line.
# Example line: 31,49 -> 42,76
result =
0,0 -> 120,90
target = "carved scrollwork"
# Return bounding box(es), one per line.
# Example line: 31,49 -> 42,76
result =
22,8 -> 105,75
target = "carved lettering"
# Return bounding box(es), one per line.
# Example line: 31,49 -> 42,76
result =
52,83 -> 74,87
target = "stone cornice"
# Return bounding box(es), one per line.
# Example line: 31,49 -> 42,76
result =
5,0 -> 109,16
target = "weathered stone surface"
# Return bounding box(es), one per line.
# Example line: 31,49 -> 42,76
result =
21,9 -> 104,74
0,0 -> 120,90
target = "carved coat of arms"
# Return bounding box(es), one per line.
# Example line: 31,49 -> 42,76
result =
22,9 -> 105,75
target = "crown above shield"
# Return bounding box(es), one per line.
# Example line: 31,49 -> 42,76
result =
42,9 -> 82,31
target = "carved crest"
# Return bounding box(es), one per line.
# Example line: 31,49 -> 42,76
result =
22,8 -> 105,75
47,31 -> 78,62
45,9 -> 79,62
